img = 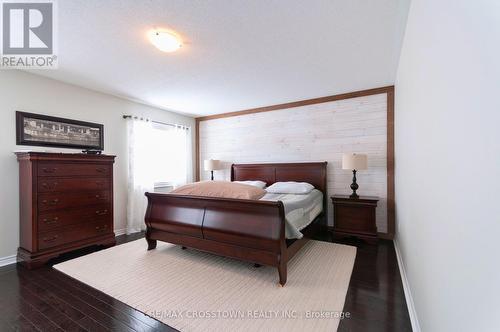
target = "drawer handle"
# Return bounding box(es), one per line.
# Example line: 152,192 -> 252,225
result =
95,209 -> 108,216
95,225 -> 108,231
95,194 -> 106,200
95,181 -> 105,186
41,182 -> 58,189
42,235 -> 58,242
42,199 -> 59,205
42,167 -> 57,174
96,167 -> 107,173
43,217 -> 59,224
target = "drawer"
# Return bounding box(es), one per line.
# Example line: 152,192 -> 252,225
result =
335,205 -> 376,233
38,220 -> 112,250
38,163 -> 111,177
38,191 -> 110,212
38,205 -> 111,231
37,177 -> 110,193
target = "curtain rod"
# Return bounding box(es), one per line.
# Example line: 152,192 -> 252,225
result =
122,115 -> 189,130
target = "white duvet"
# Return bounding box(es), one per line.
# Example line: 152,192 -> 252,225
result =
260,189 -> 323,239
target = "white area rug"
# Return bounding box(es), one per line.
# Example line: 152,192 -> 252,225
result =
54,239 -> 356,332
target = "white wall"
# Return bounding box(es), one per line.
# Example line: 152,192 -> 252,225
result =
395,1 -> 500,331
199,94 -> 389,231
0,71 -> 195,261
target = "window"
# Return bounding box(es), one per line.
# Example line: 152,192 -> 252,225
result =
126,118 -> 192,232
149,122 -> 191,189
129,120 -> 192,189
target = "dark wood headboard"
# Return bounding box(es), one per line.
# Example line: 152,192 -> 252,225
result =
231,162 -> 328,195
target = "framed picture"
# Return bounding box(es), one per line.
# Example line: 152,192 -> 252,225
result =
16,111 -> 104,150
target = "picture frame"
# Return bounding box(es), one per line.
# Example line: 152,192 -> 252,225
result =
16,111 -> 104,150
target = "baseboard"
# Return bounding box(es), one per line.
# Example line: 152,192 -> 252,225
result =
394,238 -> 421,332
114,228 -> 127,236
0,255 -> 17,267
1,230 -> 139,267
377,232 -> 394,240
114,228 -> 143,236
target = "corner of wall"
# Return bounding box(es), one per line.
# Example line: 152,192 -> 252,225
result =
393,237 -> 421,332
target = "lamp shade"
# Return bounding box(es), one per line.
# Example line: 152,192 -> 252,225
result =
204,159 -> 221,171
342,153 -> 368,170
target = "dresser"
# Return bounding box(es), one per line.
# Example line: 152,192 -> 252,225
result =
16,152 -> 116,268
331,195 -> 379,244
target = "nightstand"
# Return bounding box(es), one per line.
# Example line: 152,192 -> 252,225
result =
331,195 -> 378,243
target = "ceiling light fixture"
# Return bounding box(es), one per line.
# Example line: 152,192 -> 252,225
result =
148,29 -> 182,53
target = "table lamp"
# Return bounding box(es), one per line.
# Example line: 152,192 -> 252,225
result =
342,153 -> 368,199
204,159 -> 221,180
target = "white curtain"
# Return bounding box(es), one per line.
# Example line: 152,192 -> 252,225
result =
126,117 -> 192,234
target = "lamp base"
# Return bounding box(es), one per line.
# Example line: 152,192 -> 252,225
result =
349,192 -> 359,199
349,169 -> 359,199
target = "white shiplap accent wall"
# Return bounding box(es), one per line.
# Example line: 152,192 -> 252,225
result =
199,94 -> 388,232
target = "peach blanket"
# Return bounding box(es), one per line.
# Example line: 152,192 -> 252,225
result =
170,181 -> 266,200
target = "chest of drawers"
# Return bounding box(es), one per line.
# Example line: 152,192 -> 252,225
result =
16,152 -> 116,268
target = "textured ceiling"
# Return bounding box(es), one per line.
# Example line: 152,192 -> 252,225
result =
29,0 -> 410,116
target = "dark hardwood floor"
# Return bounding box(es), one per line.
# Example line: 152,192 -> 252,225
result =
326,237 -> 412,332
0,232 -> 411,331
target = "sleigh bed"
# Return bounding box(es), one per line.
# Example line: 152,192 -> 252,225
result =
144,162 -> 327,286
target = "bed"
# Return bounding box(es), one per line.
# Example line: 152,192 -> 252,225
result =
144,162 -> 327,286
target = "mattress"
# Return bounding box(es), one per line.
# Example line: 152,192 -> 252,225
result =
260,189 -> 323,239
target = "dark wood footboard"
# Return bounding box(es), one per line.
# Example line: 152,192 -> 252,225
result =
145,193 -> 290,284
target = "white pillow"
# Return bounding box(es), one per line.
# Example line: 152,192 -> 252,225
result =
266,181 -> 315,194
233,180 -> 267,189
